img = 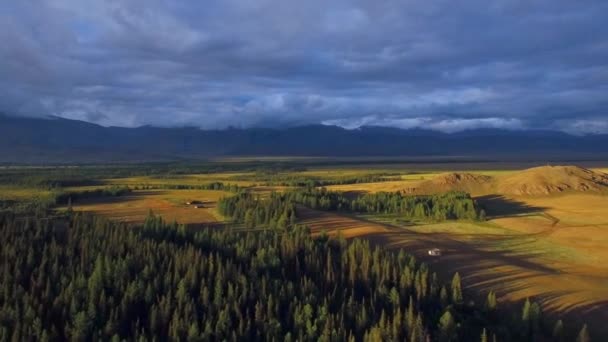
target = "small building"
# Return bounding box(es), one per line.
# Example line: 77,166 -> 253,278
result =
428,248 -> 442,257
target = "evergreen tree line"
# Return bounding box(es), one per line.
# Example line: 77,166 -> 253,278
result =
0,211 -> 587,341
218,189 -> 483,229
284,188 -> 485,221
126,182 -> 243,193
229,173 -> 402,187
0,163 -> 307,189
0,173 -> 102,190
217,192 -> 297,230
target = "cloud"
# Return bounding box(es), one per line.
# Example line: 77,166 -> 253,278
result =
554,118 -> 608,135
323,116 -> 524,133
0,0 -> 607,133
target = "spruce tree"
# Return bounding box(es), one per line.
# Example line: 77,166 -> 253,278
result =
480,328 -> 488,342
451,273 -> 463,303
485,291 -> 497,311
576,324 -> 590,342
521,298 -> 531,323
438,310 -> 455,341
552,319 -> 564,341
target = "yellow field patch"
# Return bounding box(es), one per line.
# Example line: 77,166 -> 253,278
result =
324,180 -> 424,193
0,186 -> 54,202
293,186 -> 608,335
65,189 -> 231,226
297,206 -> 390,238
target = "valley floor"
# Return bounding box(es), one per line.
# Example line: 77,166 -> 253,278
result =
10,162 -> 607,337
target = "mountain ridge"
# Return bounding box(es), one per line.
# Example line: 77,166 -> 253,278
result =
1,114 -> 607,163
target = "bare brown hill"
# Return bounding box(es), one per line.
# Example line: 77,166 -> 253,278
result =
496,165 -> 608,196
410,172 -> 494,195
410,166 -> 608,197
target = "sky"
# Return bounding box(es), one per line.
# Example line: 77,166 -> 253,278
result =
1,0 -> 607,134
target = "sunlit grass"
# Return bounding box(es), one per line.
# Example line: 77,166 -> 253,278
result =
0,186 -> 53,201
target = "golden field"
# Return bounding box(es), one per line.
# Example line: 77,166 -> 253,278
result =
302,166 -> 608,335
63,189 -> 231,226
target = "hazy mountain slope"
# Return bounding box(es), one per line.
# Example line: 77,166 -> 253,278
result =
1,115 -> 607,163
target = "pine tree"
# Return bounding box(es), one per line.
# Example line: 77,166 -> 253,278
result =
438,310 -> 455,341
576,324 -> 590,342
187,322 -> 200,341
521,298 -> 531,323
480,328 -> 488,342
440,286 -> 448,306
451,273 -> 463,303
485,291 -> 497,311
389,287 -> 400,308
552,319 -> 564,341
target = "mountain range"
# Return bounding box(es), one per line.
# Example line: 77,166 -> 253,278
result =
1,114 -> 607,164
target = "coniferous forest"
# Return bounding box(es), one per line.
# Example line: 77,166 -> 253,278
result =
0,207 -> 580,341
219,189 -> 484,227
284,188 -> 483,221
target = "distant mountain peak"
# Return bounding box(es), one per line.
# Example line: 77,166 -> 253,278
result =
0,114 -> 606,163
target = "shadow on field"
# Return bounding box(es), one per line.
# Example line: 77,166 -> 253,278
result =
185,221 -> 230,230
364,223 -> 608,337
300,206 -> 608,338
71,190 -> 170,206
476,194 -> 547,218
340,190 -> 366,199
529,292 -> 608,338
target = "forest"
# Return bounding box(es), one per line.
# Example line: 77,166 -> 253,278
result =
217,192 -> 297,229
218,189 -> 483,230
228,172 -> 402,187
285,188 -> 483,221
0,210 -> 579,341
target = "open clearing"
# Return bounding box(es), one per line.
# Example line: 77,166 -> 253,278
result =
297,193 -> 608,335
66,189 -> 231,226
302,165 -> 608,336
296,165 -> 608,336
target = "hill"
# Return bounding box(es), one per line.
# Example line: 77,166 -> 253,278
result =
1,114 -> 608,163
410,173 -> 494,195
410,166 -> 608,196
497,165 -> 608,196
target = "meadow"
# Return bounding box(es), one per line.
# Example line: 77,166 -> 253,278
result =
62,189 -> 230,226
297,166 -> 608,336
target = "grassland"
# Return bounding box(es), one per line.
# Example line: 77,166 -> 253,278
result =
295,192 -> 608,335
61,189 -> 231,226
299,167 -> 608,336
0,185 -> 54,201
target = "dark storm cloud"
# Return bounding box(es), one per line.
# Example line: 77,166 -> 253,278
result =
1,0 -> 607,133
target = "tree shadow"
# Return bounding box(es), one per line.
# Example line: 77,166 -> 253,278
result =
519,291 -> 608,338
476,194 -> 548,218
70,190 -> 169,205
340,190 -> 366,199
300,202 -> 608,338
